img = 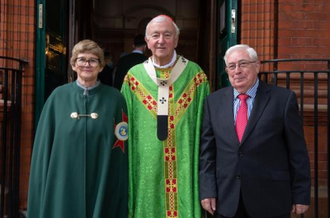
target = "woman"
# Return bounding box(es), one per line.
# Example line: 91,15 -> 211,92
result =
27,40 -> 128,218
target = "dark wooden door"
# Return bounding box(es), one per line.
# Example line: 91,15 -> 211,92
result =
217,0 -> 238,88
35,0 -> 68,122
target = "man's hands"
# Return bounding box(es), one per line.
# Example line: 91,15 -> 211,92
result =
201,198 -> 216,215
292,204 -> 309,214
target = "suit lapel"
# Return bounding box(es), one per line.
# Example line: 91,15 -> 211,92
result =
241,81 -> 271,144
222,88 -> 240,143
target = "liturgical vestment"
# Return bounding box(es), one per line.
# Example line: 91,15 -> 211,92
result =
121,56 -> 210,218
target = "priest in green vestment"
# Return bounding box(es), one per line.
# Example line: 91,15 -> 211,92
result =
27,40 -> 128,218
121,15 -> 210,218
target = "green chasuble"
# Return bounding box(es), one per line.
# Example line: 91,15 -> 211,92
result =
27,82 -> 128,218
121,56 -> 210,218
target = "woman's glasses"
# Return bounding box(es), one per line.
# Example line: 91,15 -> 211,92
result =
75,57 -> 100,67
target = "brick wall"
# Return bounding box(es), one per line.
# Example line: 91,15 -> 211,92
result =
0,0 -> 36,209
278,0 -> 330,60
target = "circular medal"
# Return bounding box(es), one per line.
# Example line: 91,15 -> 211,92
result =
115,122 -> 128,141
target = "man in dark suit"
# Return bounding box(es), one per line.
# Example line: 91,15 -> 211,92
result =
199,44 -> 311,218
98,51 -> 114,86
113,34 -> 148,90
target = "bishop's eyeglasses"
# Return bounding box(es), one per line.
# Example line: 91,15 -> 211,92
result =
226,60 -> 257,71
75,57 -> 100,67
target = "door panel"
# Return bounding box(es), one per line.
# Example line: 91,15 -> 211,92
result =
217,0 -> 238,89
45,0 -> 68,99
35,0 -> 68,124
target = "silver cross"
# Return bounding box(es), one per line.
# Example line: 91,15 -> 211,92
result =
160,81 -> 167,86
159,97 -> 167,104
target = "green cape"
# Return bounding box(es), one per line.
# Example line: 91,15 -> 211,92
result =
28,82 -> 128,218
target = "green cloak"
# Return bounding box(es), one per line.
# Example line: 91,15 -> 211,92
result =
27,82 -> 128,218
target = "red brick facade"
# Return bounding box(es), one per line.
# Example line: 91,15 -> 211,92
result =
0,0 -> 35,209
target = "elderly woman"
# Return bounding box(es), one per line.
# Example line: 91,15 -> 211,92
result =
27,40 -> 128,218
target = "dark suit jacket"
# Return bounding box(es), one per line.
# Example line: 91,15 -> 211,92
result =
98,65 -> 113,86
199,81 -> 311,218
113,52 -> 148,90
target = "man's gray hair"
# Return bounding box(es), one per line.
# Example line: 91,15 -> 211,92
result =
224,44 -> 258,65
145,15 -> 180,39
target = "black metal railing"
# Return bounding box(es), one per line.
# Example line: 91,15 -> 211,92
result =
0,56 -> 27,218
260,59 -> 330,218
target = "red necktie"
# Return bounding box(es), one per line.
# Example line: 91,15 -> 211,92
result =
236,94 -> 249,142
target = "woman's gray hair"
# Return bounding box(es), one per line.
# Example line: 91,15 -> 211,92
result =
145,15 -> 180,39
224,44 -> 258,65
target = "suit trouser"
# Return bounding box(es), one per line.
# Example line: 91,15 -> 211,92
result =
215,193 -> 290,218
